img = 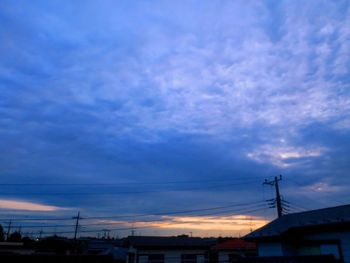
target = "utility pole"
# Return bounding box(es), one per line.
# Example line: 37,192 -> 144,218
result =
131,223 -> 135,236
6,220 -> 12,241
263,175 -> 283,218
102,229 -> 110,239
73,212 -> 81,240
249,217 -> 253,233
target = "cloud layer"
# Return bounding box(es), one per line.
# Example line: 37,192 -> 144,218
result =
0,0 -> 349,236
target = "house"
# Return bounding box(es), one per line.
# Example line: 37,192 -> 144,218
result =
245,204 -> 350,263
0,239 -> 115,262
123,236 -> 215,263
81,238 -> 127,261
211,238 -> 257,262
0,241 -> 34,255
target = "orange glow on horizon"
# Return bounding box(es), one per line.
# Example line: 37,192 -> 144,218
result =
97,214 -> 268,236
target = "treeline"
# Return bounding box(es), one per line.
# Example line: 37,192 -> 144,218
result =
0,223 -> 36,242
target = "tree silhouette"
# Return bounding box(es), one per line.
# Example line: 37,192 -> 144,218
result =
0,224 -> 4,241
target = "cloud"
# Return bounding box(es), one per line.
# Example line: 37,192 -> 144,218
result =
247,144 -> 326,168
0,199 -> 67,211
1,0 -> 349,143
306,182 -> 346,193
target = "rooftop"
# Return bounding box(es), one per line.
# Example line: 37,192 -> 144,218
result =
123,236 -> 215,249
245,203 -> 350,240
212,238 -> 256,250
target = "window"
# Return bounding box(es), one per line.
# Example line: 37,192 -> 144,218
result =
148,254 -> 164,263
297,241 -> 341,260
320,244 -> 340,259
181,254 -> 197,263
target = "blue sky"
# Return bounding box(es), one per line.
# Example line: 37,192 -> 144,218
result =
0,0 -> 350,237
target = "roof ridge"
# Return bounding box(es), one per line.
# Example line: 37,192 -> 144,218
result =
285,203 -> 350,217
128,236 -> 203,238
245,203 -> 350,240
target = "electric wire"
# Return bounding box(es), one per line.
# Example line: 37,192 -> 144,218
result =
0,200 -> 266,223
22,206 -> 269,235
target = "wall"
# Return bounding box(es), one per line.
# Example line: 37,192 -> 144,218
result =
256,230 -> 350,263
257,242 -> 283,257
134,249 -> 207,263
218,251 -> 231,263
217,250 -> 256,263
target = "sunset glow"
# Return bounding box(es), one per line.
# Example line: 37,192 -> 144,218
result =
96,214 -> 268,236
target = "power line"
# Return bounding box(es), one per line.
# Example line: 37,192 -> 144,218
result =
82,200 -> 266,220
84,206 -> 266,226
283,200 -> 310,212
0,202 -> 268,235
283,177 -> 329,207
81,206 -> 267,232
1,204 -> 267,230
23,206 -> 268,236
0,200 -> 265,223
81,208 -> 263,233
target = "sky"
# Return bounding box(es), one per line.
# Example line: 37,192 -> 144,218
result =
0,0 -> 349,238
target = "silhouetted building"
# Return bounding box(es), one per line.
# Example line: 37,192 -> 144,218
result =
0,241 -> 34,255
211,238 -> 257,262
82,238 -> 127,261
245,204 -> 350,263
123,236 -> 215,263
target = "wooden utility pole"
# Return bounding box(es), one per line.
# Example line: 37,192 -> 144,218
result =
73,212 -> 81,240
264,175 -> 283,218
6,220 -> 12,240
